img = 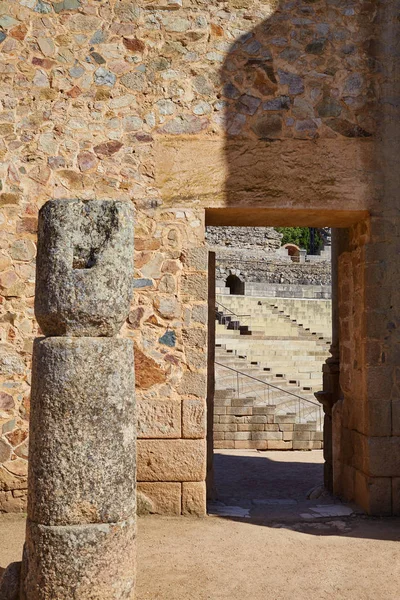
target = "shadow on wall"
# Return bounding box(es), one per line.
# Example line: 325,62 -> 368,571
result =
220,0 -> 375,216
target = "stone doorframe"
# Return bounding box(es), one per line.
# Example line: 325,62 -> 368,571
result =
202,207 -> 399,516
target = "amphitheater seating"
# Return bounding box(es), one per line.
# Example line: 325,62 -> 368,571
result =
213,295 -> 331,449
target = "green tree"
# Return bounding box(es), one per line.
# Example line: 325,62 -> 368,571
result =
275,227 -> 323,254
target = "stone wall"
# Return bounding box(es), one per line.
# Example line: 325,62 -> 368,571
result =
216,256 -> 331,286
206,226 -> 282,252
1,0 -> 400,517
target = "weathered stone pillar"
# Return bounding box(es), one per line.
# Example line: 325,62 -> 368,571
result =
20,199 -> 135,599
316,228 -> 347,492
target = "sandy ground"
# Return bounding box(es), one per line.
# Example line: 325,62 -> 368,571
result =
1,451 -> 400,600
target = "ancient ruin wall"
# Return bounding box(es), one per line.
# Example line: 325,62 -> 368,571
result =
0,0 -> 388,515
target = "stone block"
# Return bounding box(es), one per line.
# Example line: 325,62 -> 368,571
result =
35,200 -> 134,336
311,431 -> 324,441
137,439 -> 206,482
28,337 -> 135,526
251,431 -> 283,441
267,440 -> 293,450
214,398 -> 232,406
278,424 -> 294,431
182,482 -> 206,517
292,441 -> 313,450
226,407 -> 252,415
219,415 -> 239,423
282,431 -> 294,441
178,371 -> 206,397
293,431 -> 311,441
245,415 -> 268,424
182,399 -> 206,439
353,469 -> 392,516
233,432 -> 252,441
237,424 -> 264,432
137,399 -> 181,438
252,406 -> 276,415
213,432 -> 225,440
214,424 -> 236,432
234,441 -> 267,450
392,478 -> 400,516
21,519 -> 135,599
311,442 -> 323,449
137,483 -> 181,516
294,423 -> 316,431
214,441 -> 234,449
367,435 -> 400,477
231,398 -> 255,406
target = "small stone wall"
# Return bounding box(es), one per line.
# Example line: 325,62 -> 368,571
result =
216,258 -> 331,287
214,391 -> 322,451
206,226 -> 282,252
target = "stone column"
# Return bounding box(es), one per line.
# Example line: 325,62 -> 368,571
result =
20,200 -> 135,599
315,228 -> 346,491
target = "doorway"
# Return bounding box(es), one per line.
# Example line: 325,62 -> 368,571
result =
207,221 -> 335,519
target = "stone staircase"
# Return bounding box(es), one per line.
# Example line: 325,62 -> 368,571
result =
214,388 -> 323,451
215,295 -> 331,394
213,295 -> 331,449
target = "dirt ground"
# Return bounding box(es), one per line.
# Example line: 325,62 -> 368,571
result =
1,451 -> 400,600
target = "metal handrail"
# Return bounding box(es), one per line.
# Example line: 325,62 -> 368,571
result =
215,361 -> 320,408
215,301 -> 250,319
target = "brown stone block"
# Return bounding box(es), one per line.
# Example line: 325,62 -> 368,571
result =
267,441 -> 292,450
252,431 -> 282,441
21,519 -> 135,599
293,432 -> 311,441
367,436 -> 400,477
155,138 -> 372,219
137,483 -> 181,516
311,442 -> 323,449
292,441 -> 313,450
264,424 -> 280,431
226,407 -> 252,415
137,439 -> 206,482
28,338 -> 135,527
182,482 -> 206,517
392,478 -> 400,516
178,371 -> 206,397
234,441 -> 267,450
214,424 -> 236,432
137,399 -> 181,438
214,441 -> 234,449
237,424 -> 264,432
279,424 -> 294,431
182,399 -> 206,439
213,432 -> 224,440
135,346 -> 167,390
252,406 -> 276,415
353,469 -> 392,516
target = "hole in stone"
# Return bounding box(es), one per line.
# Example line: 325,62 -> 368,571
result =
72,246 -> 99,269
